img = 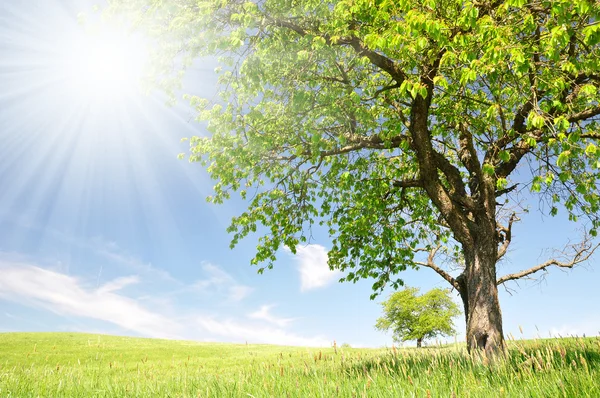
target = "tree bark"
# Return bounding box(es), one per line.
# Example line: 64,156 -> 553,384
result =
416,337 -> 423,348
459,232 -> 505,356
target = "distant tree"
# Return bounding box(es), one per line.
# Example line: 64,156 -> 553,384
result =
376,287 -> 461,348
109,0 -> 600,355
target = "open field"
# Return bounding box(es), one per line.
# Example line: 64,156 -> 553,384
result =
0,332 -> 599,397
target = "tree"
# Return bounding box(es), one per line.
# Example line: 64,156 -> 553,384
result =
109,0 -> 600,355
376,287 -> 461,348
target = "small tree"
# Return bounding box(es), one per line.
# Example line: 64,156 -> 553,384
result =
376,287 -> 460,348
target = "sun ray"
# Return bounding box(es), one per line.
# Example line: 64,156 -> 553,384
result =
0,3 -> 154,246
0,1 -> 218,262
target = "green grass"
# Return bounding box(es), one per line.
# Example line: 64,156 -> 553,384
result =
0,332 -> 599,397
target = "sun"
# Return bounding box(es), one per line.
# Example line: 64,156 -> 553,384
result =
69,31 -> 138,96
58,22 -> 147,104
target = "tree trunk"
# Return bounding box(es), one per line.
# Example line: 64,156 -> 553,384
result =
416,337 -> 423,348
459,233 -> 505,356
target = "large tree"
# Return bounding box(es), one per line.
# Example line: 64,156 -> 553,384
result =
110,0 -> 600,354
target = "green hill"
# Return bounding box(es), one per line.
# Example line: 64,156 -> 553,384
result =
0,332 -> 598,397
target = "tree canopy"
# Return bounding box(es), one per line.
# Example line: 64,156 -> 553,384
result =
376,287 -> 461,347
109,0 -> 600,354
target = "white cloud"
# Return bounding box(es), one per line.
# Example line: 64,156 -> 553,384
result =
293,244 -> 341,292
0,261 -> 181,339
247,305 -> 297,328
228,285 -> 254,302
193,262 -> 253,302
0,257 -> 331,347
195,316 -> 330,347
96,275 -> 140,294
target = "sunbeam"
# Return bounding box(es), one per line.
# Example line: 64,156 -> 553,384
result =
0,0 -> 222,278
0,2 -> 162,245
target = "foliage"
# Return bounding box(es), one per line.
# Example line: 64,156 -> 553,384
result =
107,0 -> 600,297
1,332 -> 600,397
107,0 -> 600,353
375,287 -> 461,345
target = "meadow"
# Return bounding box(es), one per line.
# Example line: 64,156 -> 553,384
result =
0,332 -> 598,397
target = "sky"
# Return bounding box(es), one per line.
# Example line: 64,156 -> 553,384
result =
0,0 -> 598,348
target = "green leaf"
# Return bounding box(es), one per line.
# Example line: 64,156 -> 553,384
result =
311,134 -> 320,146
557,151 -> 571,167
585,144 -> 597,157
580,84 -> 597,96
567,131 -> 581,144
528,112 -> 545,129
497,178 -> 508,190
410,84 -> 419,99
483,163 -> 495,176
531,176 -> 542,193
433,75 -> 448,89
399,80 -> 410,95
297,50 -> 309,61
525,136 -> 537,147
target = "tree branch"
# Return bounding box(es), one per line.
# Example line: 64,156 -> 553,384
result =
339,36 -> 407,82
567,105 -> 600,123
497,240 -> 599,285
317,134 -> 408,157
495,139 -> 533,179
409,52 -> 472,244
497,213 -> 519,260
272,132 -> 410,162
495,102 -> 600,178
365,81 -> 402,101
415,244 -> 461,291
495,183 -> 518,197
431,151 -> 475,211
268,18 -> 406,83
393,179 -> 423,188
458,123 -> 482,179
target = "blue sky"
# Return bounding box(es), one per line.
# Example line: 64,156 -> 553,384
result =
0,0 -> 598,347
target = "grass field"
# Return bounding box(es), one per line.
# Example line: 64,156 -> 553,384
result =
0,332 -> 599,397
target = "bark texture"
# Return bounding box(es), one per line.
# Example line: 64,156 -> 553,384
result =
461,238 -> 505,356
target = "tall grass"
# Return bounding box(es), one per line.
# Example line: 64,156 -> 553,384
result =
0,332 -> 598,397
